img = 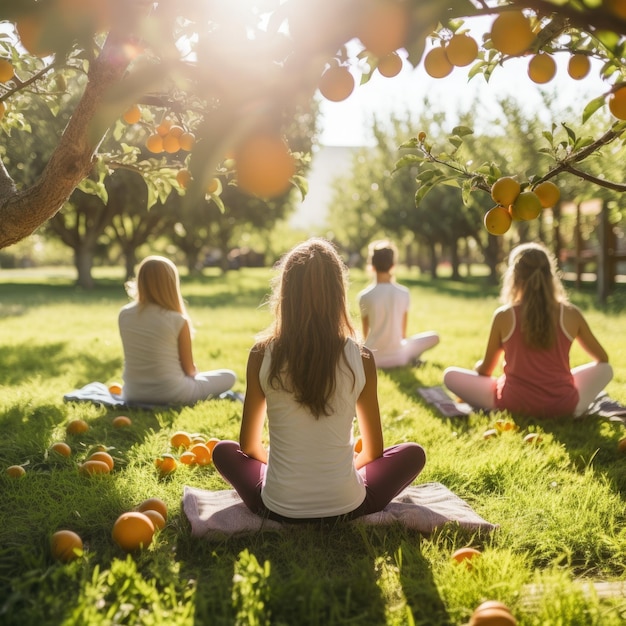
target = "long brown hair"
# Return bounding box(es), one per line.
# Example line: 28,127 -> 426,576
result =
500,242 -> 567,349
257,238 -> 357,417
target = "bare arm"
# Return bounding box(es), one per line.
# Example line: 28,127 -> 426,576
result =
568,306 -> 610,362
354,347 -> 384,469
239,346 -> 268,463
401,311 -> 408,339
178,319 -> 198,377
474,308 -> 509,376
361,315 -> 369,340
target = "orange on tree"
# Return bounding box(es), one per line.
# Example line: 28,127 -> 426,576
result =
179,132 -> 195,151
445,33 -> 478,67
606,0 -> 626,19
112,512 -> 155,552
484,206 -> 512,236
156,118 -> 172,136
50,530 -> 83,563
146,133 -> 164,153
490,176 -> 520,206
162,133 -> 181,153
528,53 -> 556,84
176,169 -> 192,189
0,59 -> 15,82
205,177 -> 222,195
168,125 -> 184,137
377,51 -> 403,78
490,10 -> 534,57
122,104 -> 141,124
511,190 -> 542,220
423,46 -> 453,79
356,0 -> 409,57
532,181 -> 560,208
235,132 -> 295,197
608,86 -> 626,120
567,54 -> 591,80
318,65 -> 355,102
16,14 -> 54,57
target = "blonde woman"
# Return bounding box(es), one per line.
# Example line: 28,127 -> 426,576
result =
118,255 -> 236,405
444,242 -> 613,418
212,239 -> 426,522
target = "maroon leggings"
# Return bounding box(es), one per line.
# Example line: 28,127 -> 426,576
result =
212,440 -> 426,523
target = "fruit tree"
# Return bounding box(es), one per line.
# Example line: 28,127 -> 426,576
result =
0,0 -> 625,248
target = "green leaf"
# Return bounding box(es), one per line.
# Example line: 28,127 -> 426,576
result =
448,136 -> 463,149
398,138 -> 420,150
542,130 -> 554,144
582,95 -> 606,124
394,154 -> 424,171
451,126 -> 473,137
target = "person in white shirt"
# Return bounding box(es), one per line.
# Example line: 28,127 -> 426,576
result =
118,255 -> 236,406
212,238 -> 426,523
358,240 -> 439,369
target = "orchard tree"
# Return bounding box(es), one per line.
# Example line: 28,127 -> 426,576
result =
0,0 -> 625,249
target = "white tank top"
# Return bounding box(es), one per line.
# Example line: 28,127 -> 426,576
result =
260,338 -> 367,518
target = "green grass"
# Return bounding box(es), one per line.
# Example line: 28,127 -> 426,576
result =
1,267 -> 625,626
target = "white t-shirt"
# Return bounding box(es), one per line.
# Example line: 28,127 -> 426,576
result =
260,338 -> 367,518
119,302 -> 196,405
358,282 -> 409,359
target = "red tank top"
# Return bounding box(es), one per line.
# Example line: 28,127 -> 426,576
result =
495,304 -> 578,418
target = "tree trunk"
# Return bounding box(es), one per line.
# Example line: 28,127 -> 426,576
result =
0,33 -> 132,248
75,246 -> 95,289
450,241 -> 461,280
429,241 -> 438,278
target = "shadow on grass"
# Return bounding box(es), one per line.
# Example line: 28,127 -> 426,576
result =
176,522 -> 452,626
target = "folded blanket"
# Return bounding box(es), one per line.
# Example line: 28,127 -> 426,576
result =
417,386 -> 474,417
63,382 -> 243,409
182,483 -> 498,539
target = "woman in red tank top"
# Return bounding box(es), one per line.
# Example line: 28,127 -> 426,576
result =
443,242 -> 612,418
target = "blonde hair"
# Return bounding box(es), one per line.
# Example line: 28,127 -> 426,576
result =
126,256 -> 188,318
367,239 -> 397,273
500,242 -> 567,349
257,238 -> 357,418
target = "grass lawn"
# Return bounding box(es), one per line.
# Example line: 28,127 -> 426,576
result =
0,266 -> 625,626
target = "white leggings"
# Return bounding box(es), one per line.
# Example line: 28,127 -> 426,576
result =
443,362 -> 613,417
373,332 -> 440,369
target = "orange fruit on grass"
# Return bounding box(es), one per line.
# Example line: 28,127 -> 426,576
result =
357,1 -> 409,57
189,443 -> 212,466
445,33 -> 478,67
108,382 -> 123,395
179,451 -> 196,465
113,415 -> 132,428
377,52 -> 403,78
50,530 -> 83,562
80,459 -> 110,475
451,547 -> 482,566
50,442 -> 72,457
470,601 -> 516,625
484,206 -> 512,236
112,512 -> 155,551
567,54 -> 590,80
137,497 -> 168,521
494,419 -> 517,433
511,191 -> 542,221
318,65 -> 355,102
608,86 -> 626,120
206,438 -> 221,454
6,465 -> 26,478
0,59 -> 15,82
532,181 -> 560,208
490,10 -> 534,56
142,509 -> 166,530
155,455 -> 177,475
170,431 -> 192,449
66,419 -> 89,435
423,47 -> 453,79
523,432 -> 543,445
179,132 -> 196,151
88,451 -> 114,471
145,133 -> 164,153
483,428 -> 499,439
617,437 -> 626,452
235,132 -> 295,197
122,104 -> 141,124
528,53 -> 556,84
190,434 -> 207,444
